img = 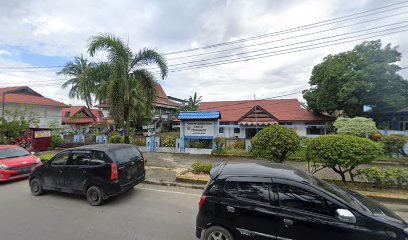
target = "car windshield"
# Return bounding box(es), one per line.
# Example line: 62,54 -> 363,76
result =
113,147 -> 141,164
0,147 -> 30,160
310,176 -> 404,222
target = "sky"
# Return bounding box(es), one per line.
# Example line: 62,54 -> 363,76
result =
0,0 -> 407,106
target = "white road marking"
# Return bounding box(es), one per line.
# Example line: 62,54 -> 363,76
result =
136,187 -> 201,197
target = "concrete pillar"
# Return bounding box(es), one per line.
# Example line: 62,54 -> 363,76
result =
179,121 -> 185,152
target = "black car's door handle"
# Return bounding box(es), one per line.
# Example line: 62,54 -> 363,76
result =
58,170 -> 63,174
227,206 -> 235,213
283,219 -> 293,227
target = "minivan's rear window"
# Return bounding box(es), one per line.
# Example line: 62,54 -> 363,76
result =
113,147 -> 141,164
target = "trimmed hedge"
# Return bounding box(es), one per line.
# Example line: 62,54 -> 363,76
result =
191,162 -> 213,174
381,134 -> 408,156
39,154 -> 54,162
356,167 -> 408,188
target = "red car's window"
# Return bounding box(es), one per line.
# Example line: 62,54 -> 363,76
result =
0,147 -> 29,160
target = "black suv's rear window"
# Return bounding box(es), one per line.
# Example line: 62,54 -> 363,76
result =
113,147 -> 141,164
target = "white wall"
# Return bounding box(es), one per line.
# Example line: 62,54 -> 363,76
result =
4,103 -> 63,128
218,126 -> 246,138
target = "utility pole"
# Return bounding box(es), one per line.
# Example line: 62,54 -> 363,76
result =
254,94 -> 258,134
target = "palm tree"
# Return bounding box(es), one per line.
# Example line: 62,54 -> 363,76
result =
88,33 -> 168,143
58,55 -> 97,120
186,92 -> 202,111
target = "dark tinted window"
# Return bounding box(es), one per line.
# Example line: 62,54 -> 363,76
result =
234,128 -> 240,133
225,181 -> 270,204
52,152 -> 70,166
90,151 -> 107,165
276,184 -> 338,216
70,152 -> 91,165
113,147 -> 141,164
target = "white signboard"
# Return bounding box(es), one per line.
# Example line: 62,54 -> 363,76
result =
184,121 -> 214,137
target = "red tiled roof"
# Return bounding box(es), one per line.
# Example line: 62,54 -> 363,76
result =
198,99 -> 333,122
62,106 -> 106,125
0,86 -> 68,107
154,83 -> 180,108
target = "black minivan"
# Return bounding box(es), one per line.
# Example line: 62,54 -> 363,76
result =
196,162 -> 408,240
29,144 -> 145,206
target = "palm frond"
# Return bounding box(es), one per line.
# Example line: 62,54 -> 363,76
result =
132,48 -> 168,79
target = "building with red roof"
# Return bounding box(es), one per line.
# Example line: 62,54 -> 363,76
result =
61,106 -> 108,134
198,99 -> 333,138
95,83 -> 181,132
0,86 -> 68,128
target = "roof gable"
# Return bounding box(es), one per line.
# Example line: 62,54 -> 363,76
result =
0,86 -> 68,107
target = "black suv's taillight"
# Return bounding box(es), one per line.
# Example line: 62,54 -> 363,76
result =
199,195 -> 207,209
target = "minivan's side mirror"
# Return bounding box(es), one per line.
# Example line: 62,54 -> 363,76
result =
335,209 -> 356,224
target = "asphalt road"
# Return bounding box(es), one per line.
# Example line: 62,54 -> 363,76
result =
0,180 -> 407,240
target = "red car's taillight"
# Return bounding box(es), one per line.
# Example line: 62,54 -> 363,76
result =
111,163 -> 118,181
199,195 -> 207,209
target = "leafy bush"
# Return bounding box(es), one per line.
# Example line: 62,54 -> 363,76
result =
39,154 -> 54,162
214,137 -> 226,150
191,162 -> 213,174
356,167 -> 408,188
109,133 -> 124,143
251,125 -> 300,163
381,134 -> 408,156
134,137 -> 146,146
333,117 -> 377,137
161,136 -> 177,147
233,139 -> 246,150
50,135 -> 63,149
306,135 -> 382,182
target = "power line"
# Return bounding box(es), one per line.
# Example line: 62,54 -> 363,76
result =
166,10 -> 408,61
162,1 -> 408,55
156,28 -> 408,73
154,22 -> 408,69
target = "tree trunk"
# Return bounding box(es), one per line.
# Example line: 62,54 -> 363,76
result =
123,104 -> 130,144
348,169 -> 354,182
339,172 -> 346,182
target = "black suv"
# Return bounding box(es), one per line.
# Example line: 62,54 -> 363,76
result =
196,162 -> 408,240
29,144 -> 145,206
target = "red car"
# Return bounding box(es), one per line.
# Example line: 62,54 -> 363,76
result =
0,145 -> 41,182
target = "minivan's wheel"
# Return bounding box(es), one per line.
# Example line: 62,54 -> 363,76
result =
203,226 -> 233,240
30,178 -> 44,196
86,186 -> 104,206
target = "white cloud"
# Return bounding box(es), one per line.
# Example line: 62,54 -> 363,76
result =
0,0 -> 407,105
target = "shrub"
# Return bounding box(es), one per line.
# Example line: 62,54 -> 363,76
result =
50,135 -> 63,150
214,137 -> 226,150
161,136 -> 177,147
39,154 -> 54,162
191,162 -> 213,174
381,134 -> 408,156
109,133 -> 124,143
307,134 -> 382,182
356,167 -> 408,188
134,137 -> 146,146
233,139 -> 245,150
333,117 -> 377,137
251,125 -> 300,163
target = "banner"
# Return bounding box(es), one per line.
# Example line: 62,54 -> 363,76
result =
34,130 -> 51,138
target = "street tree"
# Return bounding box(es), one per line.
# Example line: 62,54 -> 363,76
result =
181,92 -> 203,111
88,33 -> 168,143
303,40 -> 408,117
306,134 -> 381,182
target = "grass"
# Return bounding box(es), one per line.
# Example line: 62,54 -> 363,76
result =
212,148 -> 253,157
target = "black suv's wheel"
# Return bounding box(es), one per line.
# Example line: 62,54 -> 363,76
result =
86,186 -> 104,206
203,226 -> 233,240
30,178 -> 45,196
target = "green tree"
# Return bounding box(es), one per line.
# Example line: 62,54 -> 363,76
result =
182,92 -> 202,111
333,117 -> 377,137
59,55 -> 98,120
0,105 -> 39,144
381,134 -> 408,156
306,134 -> 381,182
88,33 -> 168,143
303,40 -> 408,117
251,125 -> 300,163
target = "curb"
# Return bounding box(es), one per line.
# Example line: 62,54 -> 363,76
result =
175,175 -> 209,184
356,191 -> 408,203
143,180 -> 205,190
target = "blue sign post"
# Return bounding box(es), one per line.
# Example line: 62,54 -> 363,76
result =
178,111 -> 221,152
